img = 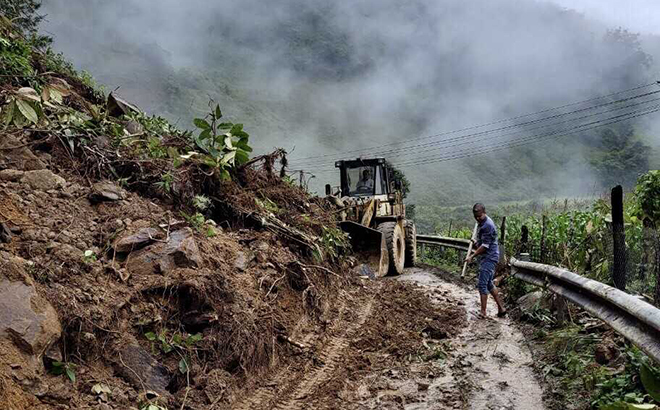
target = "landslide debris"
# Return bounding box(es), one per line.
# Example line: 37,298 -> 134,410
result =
0,14 -> 465,410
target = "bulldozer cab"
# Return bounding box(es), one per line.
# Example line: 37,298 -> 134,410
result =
335,158 -> 394,198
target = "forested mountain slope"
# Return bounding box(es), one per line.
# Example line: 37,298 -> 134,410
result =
41,0 -> 660,206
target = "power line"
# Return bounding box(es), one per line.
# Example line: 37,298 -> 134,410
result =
393,105 -> 660,167
290,94 -> 660,168
288,81 -> 660,164
306,104 -> 660,174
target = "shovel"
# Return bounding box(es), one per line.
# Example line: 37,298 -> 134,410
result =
461,222 -> 479,278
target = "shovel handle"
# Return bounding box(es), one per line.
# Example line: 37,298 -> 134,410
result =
461,223 -> 479,278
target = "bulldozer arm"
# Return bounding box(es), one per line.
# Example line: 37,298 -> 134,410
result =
339,221 -> 389,278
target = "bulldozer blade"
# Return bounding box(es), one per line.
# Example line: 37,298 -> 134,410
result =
339,221 -> 389,278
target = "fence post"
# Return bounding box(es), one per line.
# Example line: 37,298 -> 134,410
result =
448,220 -> 453,237
540,215 -> 547,264
521,225 -> 529,255
498,216 -> 507,266
611,185 -> 627,291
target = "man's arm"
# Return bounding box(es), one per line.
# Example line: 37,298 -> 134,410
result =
465,245 -> 486,263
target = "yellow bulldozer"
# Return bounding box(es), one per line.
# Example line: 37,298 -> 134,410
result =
325,158 -> 416,277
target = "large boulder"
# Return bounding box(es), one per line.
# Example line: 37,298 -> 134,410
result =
0,253 -> 61,357
126,228 -> 202,276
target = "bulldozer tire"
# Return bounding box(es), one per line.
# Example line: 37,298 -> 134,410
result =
404,220 -> 417,267
377,222 -> 405,275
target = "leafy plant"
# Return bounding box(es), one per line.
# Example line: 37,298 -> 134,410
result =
318,226 -> 350,261
154,172 -> 174,194
631,171 -> 660,226
50,361 -> 76,383
192,103 -> 252,180
192,195 -> 211,211
82,249 -> 97,264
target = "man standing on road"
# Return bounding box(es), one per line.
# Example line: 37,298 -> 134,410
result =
465,203 -> 507,318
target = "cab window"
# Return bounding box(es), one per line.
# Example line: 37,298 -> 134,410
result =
347,166 -> 375,196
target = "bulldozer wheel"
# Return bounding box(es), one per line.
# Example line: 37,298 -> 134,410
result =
404,220 -> 417,267
377,222 -> 405,275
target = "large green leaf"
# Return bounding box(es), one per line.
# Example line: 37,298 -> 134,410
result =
235,149 -> 250,165
65,367 -> 76,383
214,105 -> 222,119
178,358 -> 189,374
193,118 -> 211,130
16,99 -> 38,124
641,363 -> 660,402
230,123 -> 243,135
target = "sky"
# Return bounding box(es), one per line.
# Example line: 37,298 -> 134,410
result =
542,0 -> 660,35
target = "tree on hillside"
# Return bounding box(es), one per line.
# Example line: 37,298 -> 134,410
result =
386,161 -> 411,199
1,0 -> 50,46
588,123 -> 650,189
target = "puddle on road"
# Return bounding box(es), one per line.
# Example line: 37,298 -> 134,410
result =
375,268 -> 546,410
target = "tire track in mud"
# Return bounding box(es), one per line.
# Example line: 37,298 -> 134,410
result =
273,289 -> 377,410
233,286 -> 378,410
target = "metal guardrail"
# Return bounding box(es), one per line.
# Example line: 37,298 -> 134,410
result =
416,234 -> 471,251
511,257 -> 660,364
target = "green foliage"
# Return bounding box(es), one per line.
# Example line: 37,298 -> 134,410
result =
192,195 -> 212,211
589,125 -> 650,189
318,226 -> 350,261
181,211 -> 206,232
192,103 -> 252,180
0,1 -> 50,46
0,34 -> 34,82
82,249 -> 97,264
50,361 -> 76,383
255,197 -> 280,215
592,347 -> 660,409
385,161 -> 411,198
144,330 -> 202,357
631,171 -> 660,226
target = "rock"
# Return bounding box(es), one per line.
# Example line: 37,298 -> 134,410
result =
160,228 -> 201,271
0,255 -> 61,356
516,291 -> 550,312
20,170 -> 66,191
127,228 -> 201,276
115,344 -> 169,395
595,340 -> 619,365
114,228 -> 161,253
0,169 -> 25,181
125,120 -> 144,135
107,93 -> 140,118
89,182 -> 126,203
0,134 -> 46,170
0,222 -> 12,243
233,251 -> 251,271
417,382 -> 430,391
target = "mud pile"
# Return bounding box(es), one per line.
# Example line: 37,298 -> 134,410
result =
0,16 -> 464,410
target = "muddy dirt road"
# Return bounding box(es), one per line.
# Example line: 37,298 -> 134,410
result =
393,268 -> 546,410
232,266 -> 546,409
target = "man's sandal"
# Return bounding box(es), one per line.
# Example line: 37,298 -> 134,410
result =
497,310 -> 507,318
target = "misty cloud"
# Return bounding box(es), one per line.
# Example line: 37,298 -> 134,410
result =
40,0 -> 659,204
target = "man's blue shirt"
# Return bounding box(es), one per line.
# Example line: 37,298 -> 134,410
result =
477,216 -> 499,262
